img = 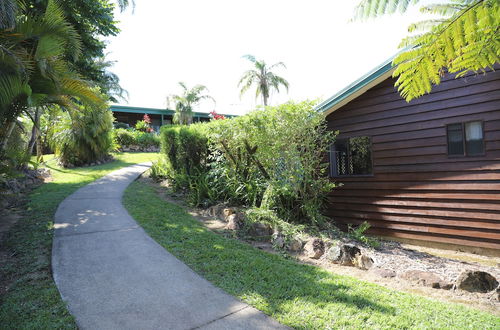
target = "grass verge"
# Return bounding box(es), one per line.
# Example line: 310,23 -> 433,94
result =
123,180 -> 500,329
0,152 -> 159,329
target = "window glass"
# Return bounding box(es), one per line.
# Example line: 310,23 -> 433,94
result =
465,121 -> 484,155
331,137 -> 372,176
349,136 -> 372,175
447,123 -> 464,155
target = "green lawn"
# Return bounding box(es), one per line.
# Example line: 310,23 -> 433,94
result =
0,152 -> 159,329
124,180 -> 500,330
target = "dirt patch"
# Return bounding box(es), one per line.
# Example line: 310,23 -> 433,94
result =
140,175 -> 500,315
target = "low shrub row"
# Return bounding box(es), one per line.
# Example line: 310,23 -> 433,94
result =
154,101 -> 336,225
113,128 -> 160,150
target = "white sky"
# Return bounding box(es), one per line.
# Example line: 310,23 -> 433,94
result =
106,0 -> 426,115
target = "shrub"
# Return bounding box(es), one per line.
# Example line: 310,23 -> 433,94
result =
158,101 -> 336,222
160,124 -> 208,177
113,128 -> 135,146
113,128 -> 160,150
205,101 -> 336,223
49,105 -> 114,166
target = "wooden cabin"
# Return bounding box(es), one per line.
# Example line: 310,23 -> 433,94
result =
317,59 -> 500,253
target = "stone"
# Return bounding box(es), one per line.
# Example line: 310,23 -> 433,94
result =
248,222 -> 273,238
353,254 -> 374,270
304,238 -> 325,259
456,271 -> 499,293
401,270 -> 443,288
440,282 -> 454,290
223,208 -> 235,220
288,238 -> 304,252
272,235 -> 285,249
226,214 -> 241,230
371,268 -> 397,278
325,243 -> 361,266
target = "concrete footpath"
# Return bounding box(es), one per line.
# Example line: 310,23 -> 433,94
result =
52,163 -> 288,330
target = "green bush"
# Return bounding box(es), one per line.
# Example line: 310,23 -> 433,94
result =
49,105 -> 114,166
160,124 -> 208,176
113,128 -> 160,149
158,101 -> 336,224
114,128 -> 135,146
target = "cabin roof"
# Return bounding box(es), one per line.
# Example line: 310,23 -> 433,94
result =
109,105 -> 238,118
315,55 -> 396,116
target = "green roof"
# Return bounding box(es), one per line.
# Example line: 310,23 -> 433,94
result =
110,105 -> 237,118
315,55 -> 396,114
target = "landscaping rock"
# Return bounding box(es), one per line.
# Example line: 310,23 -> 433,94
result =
226,213 -> 243,230
456,271 -> 499,293
272,235 -> 285,249
248,222 -> 273,238
325,243 -> 361,266
353,254 -> 374,270
288,237 -> 304,252
209,203 -> 227,219
401,270 -> 443,288
223,208 -> 235,220
371,268 -> 397,278
304,238 -> 325,259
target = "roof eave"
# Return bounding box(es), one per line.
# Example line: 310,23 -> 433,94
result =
316,58 -> 396,116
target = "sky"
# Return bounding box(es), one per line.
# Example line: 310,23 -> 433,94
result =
106,0 -> 426,115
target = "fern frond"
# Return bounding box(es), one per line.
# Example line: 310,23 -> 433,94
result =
393,0 -> 500,101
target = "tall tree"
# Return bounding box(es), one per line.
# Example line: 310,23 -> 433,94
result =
354,0 -> 500,101
0,0 -> 105,156
17,0 -> 132,101
168,82 -> 215,125
238,55 -> 289,106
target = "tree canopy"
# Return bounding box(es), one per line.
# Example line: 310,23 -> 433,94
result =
168,82 -> 215,125
354,0 -> 500,101
238,55 -> 289,106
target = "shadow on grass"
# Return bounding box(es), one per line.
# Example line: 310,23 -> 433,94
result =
124,182 -> 401,329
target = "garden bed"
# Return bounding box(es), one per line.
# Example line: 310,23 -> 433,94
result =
139,174 -> 500,316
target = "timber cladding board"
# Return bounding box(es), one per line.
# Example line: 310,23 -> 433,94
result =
326,68 -> 500,250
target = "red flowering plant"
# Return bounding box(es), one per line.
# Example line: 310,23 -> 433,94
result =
135,113 -> 154,132
210,110 -> 226,120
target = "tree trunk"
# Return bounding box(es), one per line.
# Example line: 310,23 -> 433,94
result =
0,119 -> 16,155
27,108 -> 41,155
263,94 -> 268,106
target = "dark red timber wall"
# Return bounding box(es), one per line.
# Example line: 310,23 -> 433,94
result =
325,68 -> 500,251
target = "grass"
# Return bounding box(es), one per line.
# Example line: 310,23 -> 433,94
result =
0,152 -> 159,329
123,180 -> 500,330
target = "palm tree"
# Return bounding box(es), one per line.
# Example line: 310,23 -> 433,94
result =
168,82 -> 215,125
0,0 -> 104,157
238,55 -> 289,106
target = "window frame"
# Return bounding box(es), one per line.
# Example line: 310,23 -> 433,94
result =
446,120 -> 485,158
329,135 -> 374,178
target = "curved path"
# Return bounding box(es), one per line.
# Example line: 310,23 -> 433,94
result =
52,163 -> 287,330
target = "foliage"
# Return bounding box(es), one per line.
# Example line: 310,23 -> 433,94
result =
354,0 -> 500,101
124,181 -> 500,330
113,128 -> 160,149
0,0 -> 105,163
0,120 -> 31,175
49,104 -> 114,166
167,82 -> 215,125
159,101 -> 336,224
19,0 -> 132,101
347,221 -> 381,248
239,55 -> 289,106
